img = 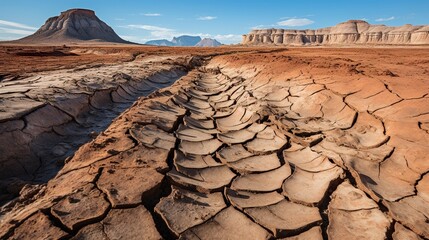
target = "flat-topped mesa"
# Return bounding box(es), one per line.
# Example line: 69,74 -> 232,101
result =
43,9 -> 96,23
16,8 -> 129,44
242,20 -> 429,45
40,9 -> 97,32
61,8 -> 96,16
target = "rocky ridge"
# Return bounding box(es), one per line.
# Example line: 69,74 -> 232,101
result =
242,20 -> 429,45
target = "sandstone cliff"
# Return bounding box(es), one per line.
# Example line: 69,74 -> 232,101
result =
242,20 -> 429,45
17,9 -> 129,44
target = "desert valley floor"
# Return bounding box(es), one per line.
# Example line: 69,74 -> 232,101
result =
0,46 -> 428,239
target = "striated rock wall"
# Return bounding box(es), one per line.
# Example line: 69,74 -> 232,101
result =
242,20 -> 429,45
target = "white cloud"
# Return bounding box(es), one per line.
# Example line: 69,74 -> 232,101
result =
0,36 -> 16,40
125,24 -> 173,32
252,18 -> 314,31
121,24 -> 177,40
251,25 -> 266,29
375,16 -> 395,22
0,19 -> 37,38
0,20 -> 37,30
279,16 -> 297,20
277,18 -> 314,27
143,13 -> 162,17
0,27 -> 34,35
213,34 -> 242,42
198,16 -> 217,21
251,24 -> 276,30
119,35 -> 140,41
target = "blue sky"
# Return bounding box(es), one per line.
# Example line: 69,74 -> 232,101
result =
0,0 -> 428,44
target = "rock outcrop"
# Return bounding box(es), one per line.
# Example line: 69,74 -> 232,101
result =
195,38 -> 222,47
16,9 -> 129,44
242,20 -> 429,45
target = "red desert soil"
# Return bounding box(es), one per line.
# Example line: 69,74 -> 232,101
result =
0,45 -> 254,77
0,45 -> 428,239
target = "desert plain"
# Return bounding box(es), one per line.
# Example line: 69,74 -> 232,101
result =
0,45 -> 428,240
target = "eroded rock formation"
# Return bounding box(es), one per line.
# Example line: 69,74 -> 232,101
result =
16,8 -> 129,44
242,20 -> 429,45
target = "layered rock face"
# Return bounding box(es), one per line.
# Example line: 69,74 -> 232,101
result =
242,20 -> 429,45
17,9 -> 128,44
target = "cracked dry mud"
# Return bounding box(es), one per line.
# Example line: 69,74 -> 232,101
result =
0,54 -> 191,198
0,48 -> 429,239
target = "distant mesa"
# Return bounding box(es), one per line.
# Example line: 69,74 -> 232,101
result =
145,39 -> 175,46
242,20 -> 429,45
195,38 -> 222,47
14,8 -> 131,44
172,35 -> 202,46
146,36 -> 222,47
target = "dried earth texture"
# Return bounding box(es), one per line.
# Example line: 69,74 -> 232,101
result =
0,45 -> 254,203
0,46 -> 428,239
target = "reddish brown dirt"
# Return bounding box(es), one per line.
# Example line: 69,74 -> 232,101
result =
0,45 -> 428,239
0,45 -> 257,78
